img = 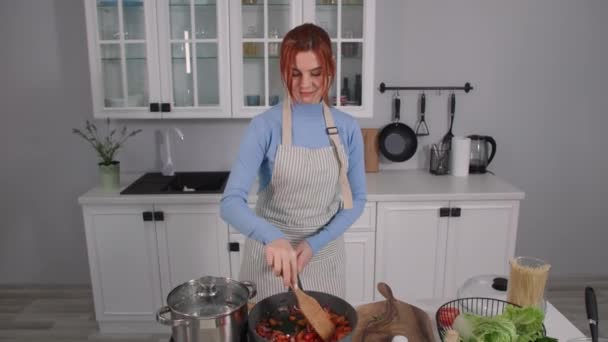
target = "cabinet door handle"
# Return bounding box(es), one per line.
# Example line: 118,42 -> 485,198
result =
450,208 -> 461,217
149,103 -> 160,112
439,207 -> 450,217
142,211 -> 153,221
228,242 -> 240,252
153,211 -> 164,221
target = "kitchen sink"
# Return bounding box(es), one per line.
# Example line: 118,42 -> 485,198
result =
120,171 -> 229,195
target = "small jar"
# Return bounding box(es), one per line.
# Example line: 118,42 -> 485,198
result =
268,28 -> 280,56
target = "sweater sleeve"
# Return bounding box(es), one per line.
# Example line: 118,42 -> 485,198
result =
220,117 -> 285,244
305,119 -> 367,255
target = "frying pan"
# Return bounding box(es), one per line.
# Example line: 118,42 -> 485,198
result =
378,95 -> 418,162
248,290 -> 357,341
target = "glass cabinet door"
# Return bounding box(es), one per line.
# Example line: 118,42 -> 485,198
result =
157,0 -> 231,117
94,0 -> 155,111
304,0 -> 373,117
230,0 -> 301,118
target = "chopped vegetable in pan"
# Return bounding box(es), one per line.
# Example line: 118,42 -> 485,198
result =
255,306 -> 351,342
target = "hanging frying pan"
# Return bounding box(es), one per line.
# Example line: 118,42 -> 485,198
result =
378,95 -> 418,162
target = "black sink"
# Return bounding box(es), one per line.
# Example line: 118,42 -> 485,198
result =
120,171 -> 229,195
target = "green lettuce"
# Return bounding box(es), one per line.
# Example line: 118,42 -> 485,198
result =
455,313 -> 517,342
502,306 -> 545,342
452,306 -> 545,342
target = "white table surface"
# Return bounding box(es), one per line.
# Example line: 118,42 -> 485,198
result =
410,298 -> 584,341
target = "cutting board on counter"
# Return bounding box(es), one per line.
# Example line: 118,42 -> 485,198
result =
361,128 -> 380,173
352,283 -> 435,342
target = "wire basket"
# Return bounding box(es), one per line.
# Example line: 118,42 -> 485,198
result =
435,297 -> 546,341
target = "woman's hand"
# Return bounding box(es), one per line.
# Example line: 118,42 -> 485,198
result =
264,239 -> 297,288
295,241 -> 313,273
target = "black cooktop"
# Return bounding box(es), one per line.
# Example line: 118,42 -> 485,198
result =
120,171 -> 229,195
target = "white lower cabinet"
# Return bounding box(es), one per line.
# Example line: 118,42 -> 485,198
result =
82,203 -> 229,333
155,204 -> 231,299
82,198 -> 520,333
375,201 -> 449,302
375,200 -> 520,303
228,232 -> 246,280
443,200 -> 520,298
344,232 -> 375,306
83,205 -> 163,326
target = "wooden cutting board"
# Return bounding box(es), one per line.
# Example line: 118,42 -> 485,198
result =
361,128 -> 380,173
352,291 -> 435,342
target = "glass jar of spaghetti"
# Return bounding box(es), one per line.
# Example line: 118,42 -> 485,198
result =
506,256 -> 550,311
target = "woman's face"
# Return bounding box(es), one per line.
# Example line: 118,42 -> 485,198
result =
291,51 -> 323,104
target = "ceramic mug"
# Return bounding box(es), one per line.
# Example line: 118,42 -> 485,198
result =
269,95 -> 279,106
246,95 -> 260,106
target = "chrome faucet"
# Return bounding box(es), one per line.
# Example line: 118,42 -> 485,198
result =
162,126 -> 185,176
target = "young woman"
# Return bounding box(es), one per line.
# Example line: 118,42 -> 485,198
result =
221,23 -> 366,300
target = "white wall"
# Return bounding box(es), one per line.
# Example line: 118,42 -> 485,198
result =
1,0 -> 607,284
385,0 -> 608,276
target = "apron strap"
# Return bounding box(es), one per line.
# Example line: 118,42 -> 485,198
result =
282,94 -> 293,146
281,97 -> 354,209
322,103 -> 353,209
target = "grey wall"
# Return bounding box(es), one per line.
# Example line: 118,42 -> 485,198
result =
1,0 -> 607,284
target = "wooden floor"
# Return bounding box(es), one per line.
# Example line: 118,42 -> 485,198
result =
0,276 -> 605,341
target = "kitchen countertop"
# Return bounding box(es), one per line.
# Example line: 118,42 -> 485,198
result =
78,169 -> 524,205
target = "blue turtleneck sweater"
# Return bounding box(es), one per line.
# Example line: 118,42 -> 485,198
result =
220,102 -> 367,255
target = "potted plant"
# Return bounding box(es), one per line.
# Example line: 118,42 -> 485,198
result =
73,118 -> 142,190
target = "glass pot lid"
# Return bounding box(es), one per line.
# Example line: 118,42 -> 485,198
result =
166,276 -> 251,319
457,274 -> 509,301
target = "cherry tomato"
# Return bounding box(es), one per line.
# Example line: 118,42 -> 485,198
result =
437,307 -> 460,327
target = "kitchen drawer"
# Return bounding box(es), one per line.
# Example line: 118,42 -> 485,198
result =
229,202 -> 376,233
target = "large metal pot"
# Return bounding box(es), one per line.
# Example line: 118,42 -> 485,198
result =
156,276 -> 256,342
248,290 -> 357,341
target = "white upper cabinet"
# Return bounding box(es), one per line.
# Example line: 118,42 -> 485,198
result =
85,0 -> 375,118
229,0 -> 302,118
85,0 -> 161,118
303,0 -> 375,118
85,0 -> 231,119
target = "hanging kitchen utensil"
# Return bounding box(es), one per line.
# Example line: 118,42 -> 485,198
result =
586,286 -> 599,342
415,93 -> 430,136
378,93 -> 418,162
440,93 -> 456,151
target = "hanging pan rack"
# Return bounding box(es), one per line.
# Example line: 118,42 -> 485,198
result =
378,82 -> 474,93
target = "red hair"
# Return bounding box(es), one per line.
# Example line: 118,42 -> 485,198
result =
280,23 -> 335,105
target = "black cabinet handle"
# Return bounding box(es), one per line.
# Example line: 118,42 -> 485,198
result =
228,242 -> 240,252
149,103 -> 160,112
439,207 -> 450,217
161,103 -> 171,112
450,208 -> 461,217
154,211 -> 164,221
142,211 -> 153,221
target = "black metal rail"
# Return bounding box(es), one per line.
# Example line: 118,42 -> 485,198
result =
378,82 -> 474,93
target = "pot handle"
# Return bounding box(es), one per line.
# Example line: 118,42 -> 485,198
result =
240,281 -> 257,299
156,306 -> 189,327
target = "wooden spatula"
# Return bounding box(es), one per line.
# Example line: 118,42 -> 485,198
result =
292,276 -> 335,341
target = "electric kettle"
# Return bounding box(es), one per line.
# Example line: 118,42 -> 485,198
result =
468,135 -> 496,173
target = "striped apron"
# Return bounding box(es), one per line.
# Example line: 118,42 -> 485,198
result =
239,98 -> 353,301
